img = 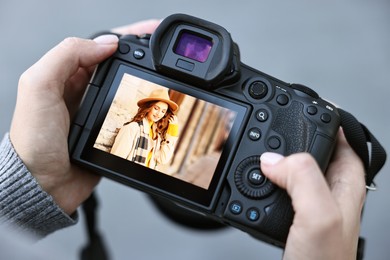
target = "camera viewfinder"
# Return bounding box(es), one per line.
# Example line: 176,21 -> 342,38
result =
174,31 -> 213,62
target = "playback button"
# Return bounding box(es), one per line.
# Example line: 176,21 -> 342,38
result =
229,201 -> 243,215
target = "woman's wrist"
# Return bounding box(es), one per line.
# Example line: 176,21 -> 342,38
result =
0,133 -> 77,236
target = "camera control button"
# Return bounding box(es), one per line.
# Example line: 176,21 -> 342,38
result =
235,156 -> 275,199
248,128 -> 261,141
248,169 -> 266,186
133,49 -> 145,59
276,94 -> 289,106
307,105 -> 318,115
118,43 -> 130,54
229,201 -> 243,215
256,109 -> 269,122
249,81 -> 268,99
321,113 -> 331,123
247,208 -> 260,222
268,136 -> 281,150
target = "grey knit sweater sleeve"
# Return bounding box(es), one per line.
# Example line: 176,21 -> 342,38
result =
0,133 -> 77,237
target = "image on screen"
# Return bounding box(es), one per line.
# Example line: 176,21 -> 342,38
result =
93,73 -> 237,190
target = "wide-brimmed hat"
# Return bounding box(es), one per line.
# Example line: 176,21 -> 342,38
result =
137,88 -> 179,112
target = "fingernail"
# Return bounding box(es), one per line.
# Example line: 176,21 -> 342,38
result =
260,152 -> 284,166
93,34 -> 119,45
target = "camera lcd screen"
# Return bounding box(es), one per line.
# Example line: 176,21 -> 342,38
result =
174,31 -> 213,62
81,63 -> 247,208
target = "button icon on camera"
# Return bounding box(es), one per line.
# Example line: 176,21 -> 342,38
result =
256,109 -> 269,122
247,208 -> 260,222
229,201 -> 243,215
248,128 -> 261,141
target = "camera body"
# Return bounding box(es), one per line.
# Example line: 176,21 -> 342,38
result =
69,14 -> 340,247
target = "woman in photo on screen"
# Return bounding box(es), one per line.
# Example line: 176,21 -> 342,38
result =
110,88 -> 179,169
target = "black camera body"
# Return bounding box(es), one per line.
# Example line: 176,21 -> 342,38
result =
69,14 -> 340,247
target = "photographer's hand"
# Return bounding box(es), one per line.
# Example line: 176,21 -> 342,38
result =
111,19 -> 160,35
9,20 -> 160,216
260,129 -> 366,260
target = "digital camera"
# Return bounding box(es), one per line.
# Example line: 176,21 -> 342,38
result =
69,14 -> 340,247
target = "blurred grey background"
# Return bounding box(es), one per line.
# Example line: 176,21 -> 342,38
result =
1,0 -> 389,259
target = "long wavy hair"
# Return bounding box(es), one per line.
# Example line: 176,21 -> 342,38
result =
124,101 -> 174,140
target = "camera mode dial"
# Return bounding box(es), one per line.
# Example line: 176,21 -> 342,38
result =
235,156 -> 275,199
290,83 -> 319,99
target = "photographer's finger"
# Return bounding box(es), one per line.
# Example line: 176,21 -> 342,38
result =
22,36 -> 118,94
111,19 -> 161,35
64,67 -> 94,119
260,153 -> 338,220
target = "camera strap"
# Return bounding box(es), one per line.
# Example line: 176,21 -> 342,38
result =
80,193 -> 108,260
337,108 -> 386,188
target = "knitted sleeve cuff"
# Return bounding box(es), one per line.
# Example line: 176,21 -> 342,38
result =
0,133 -> 77,237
